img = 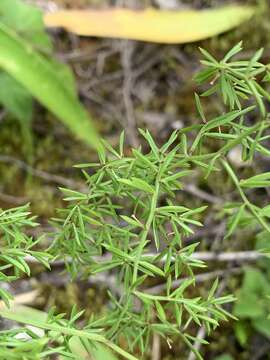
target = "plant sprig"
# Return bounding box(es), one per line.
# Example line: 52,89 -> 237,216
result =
1,44 -> 270,359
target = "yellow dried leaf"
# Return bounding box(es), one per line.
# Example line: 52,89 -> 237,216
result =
44,5 -> 255,44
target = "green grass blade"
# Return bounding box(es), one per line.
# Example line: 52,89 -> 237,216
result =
0,22 -> 102,150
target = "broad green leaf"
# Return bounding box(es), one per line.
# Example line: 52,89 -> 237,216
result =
252,317 -> 270,338
233,292 -> 264,319
45,6 -> 255,44
241,268 -> 270,296
234,321 -> 249,346
233,268 -> 270,320
48,57 -> 77,97
0,0 -> 52,52
0,304 -> 47,324
0,72 -> 32,123
0,22 -> 101,150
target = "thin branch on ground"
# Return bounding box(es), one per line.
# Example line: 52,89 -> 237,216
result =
0,155 -> 83,189
183,183 -> 223,204
25,250 -> 264,266
0,191 -> 28,205
152,332 -> 161,360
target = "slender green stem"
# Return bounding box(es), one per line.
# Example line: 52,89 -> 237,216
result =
222,159 -> 270,232
132,175 -> 160,284
0,309 -> 137,360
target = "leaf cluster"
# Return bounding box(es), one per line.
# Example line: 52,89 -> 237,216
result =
0,204 -> 51,307
1,44 -> 270,359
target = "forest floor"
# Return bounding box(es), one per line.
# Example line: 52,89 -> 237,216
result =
1,0 -> 270,359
